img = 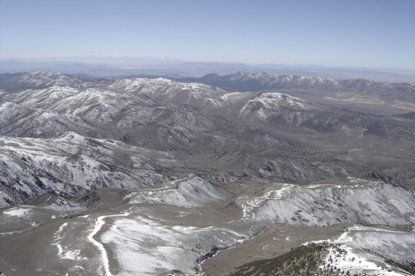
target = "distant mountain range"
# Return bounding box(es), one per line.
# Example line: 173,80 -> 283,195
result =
1,58 -> 414,83
176,71 -> 415,92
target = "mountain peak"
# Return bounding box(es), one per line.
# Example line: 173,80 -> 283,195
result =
17,71 -> 81,88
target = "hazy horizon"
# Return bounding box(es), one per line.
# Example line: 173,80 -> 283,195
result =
0,54 -> 414,73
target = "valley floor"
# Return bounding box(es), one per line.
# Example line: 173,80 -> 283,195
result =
1,178 -> 414,276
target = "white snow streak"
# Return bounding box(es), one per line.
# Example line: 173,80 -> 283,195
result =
87,212 -> 130,276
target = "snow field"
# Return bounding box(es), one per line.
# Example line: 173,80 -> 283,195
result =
3,206 -> 31,218
100,215 -> 244,275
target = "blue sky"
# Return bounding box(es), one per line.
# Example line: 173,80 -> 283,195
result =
0,0 -> 414,69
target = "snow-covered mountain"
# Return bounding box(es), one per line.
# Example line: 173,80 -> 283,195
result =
179,71 -> 415,93
238,181 -> 415,227
0,71 -> 414,206
0,71 -> 414,276
0,132 -> 179,207
177,71 -> 415,111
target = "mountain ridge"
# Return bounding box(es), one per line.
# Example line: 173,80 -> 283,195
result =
1,71 -> 415,207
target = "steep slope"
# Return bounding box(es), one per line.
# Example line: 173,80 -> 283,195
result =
0,132 -> 179,207
229,241 -> 413,276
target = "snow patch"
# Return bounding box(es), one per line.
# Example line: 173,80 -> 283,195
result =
321,244 -> 404,275
3,207 -> 31,218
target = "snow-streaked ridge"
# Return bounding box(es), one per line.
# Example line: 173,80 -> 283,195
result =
238,181 -> 415,227
126,176 -> 231,207
0,132 -> 179,204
